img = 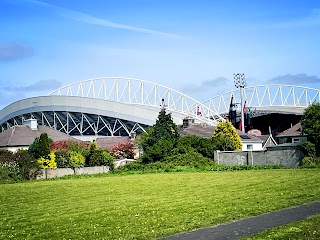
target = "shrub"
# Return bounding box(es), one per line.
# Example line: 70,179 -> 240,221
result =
0,149 -> 15,164
37,152 -> 57,169
86,142 -> 115,170
110,141 -> 134,159
298,141 -> 316,158
50,140 -> 89,157
301,156 -> 320,168
0,161 -> 21,183
69,151 -> 85,170
55,151 -> 70,168
141,139 -> 174,164
176,136 -> 216,159
14,150 -> 41,180
212,120 -> 242,151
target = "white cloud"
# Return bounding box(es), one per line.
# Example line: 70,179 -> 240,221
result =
21,0 -> 182,39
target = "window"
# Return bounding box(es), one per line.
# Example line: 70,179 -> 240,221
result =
247,144 -> 253,150
292,138 -> 300,143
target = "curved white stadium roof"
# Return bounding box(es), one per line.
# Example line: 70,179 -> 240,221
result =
1,77 -> 319,136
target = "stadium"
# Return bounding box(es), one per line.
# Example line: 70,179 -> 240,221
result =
1,77 -> 320,141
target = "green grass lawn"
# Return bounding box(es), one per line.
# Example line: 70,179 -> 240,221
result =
1,169 -> 320,240
243,214 -> 320,240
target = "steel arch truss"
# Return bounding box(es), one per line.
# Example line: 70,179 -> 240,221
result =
48,77 -> 224,124
1,111 -> 148,136
203,84 -> 320,114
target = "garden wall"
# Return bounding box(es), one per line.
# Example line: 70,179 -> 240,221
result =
38,166 -> 110,179
214,145 -> 304,168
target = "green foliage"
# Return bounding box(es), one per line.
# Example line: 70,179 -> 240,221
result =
142,139 -> 174,163
14,149 -> 41,180
139,108 -> 180,163
86,142 -> 115,170
140,108 -> 179,151
301,103 -> 320,155
0,161 -> 21,183
55,151 -> 70,168
0,149 -> 15,164
301,157 -> 320,168
176,136 -> 216,159
298,141 -> 316,158
69,151 -> 85,170
212,120 -> 242,151
29,133 -> 52,159
0,149 -> 41,183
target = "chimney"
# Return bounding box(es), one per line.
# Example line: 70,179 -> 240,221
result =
182,117 -> 194,128
130,132 -> 137,140
23,119 -> 38,130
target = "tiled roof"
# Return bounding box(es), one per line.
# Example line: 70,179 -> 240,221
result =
179,123 -> 214,138
95,137 -> 130,150
0,125 -> 77,147
178,123 -> 263,142
276,122 -> 302,137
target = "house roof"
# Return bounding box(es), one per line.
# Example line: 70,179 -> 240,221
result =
256,134 -> 278,148
276,122 -> 302,137
0,125 -> 77,147
95,136 -> 130,150
178,123 -> 263,142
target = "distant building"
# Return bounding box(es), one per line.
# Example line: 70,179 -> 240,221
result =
0,119 -> 77,152
179,118 -> 264,151
276,122 -> 307,144
256,134 -> 278,148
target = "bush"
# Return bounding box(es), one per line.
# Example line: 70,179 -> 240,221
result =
14,150 -> 41,180
55,151 -> 70,168
0,149 -> 15,164
110,141 -> 134,159
301,156 -> 320,168
50,140 -> 89,157
69,151 -> 85,170
212,120 -> 242,151
37,152 -> 57,169
86,142 -> 115,170
0,161 -> 21,183
176,136 -> 216,159
141,139 -> 174,164
298,141 -> 316,158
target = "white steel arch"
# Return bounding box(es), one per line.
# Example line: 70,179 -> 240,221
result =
49,77 -> 225,125
203,84 -> 320,115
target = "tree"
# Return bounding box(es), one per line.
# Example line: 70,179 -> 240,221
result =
212,120 -> 242,151
301,103 -> 320,155
68,151 -> 85,173
29,133 -> 52,159
141,108 -> 179,149
139,108 -> 180,163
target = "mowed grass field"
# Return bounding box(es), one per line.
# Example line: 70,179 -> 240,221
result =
1,169 -> 320,240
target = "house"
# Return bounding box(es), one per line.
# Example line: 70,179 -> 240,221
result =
179,119 -> 264,151
256,134 -> 278,148
275,122 -> 307,144
0,119 -> 77,152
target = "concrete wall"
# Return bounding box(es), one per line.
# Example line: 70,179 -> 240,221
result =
214,145 -> 304,168
38,166 -> 110,179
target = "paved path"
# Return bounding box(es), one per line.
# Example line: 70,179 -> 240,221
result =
162,201 -> 320,240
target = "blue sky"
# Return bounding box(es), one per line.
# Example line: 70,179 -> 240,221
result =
1,0 -> 320,109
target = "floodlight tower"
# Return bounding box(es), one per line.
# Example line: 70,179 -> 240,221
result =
233,73 -> 246,132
